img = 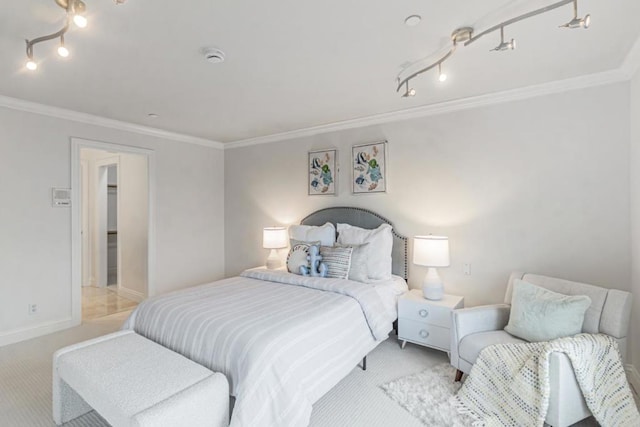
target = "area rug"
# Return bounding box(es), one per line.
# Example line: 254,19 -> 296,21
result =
380,363 -> 475,427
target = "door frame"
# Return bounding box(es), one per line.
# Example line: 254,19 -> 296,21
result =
80,159 -> 91,287
71,137 -> 156,324
95,157 -> 120,289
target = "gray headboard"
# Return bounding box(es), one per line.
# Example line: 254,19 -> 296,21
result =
300,207 -> 408,280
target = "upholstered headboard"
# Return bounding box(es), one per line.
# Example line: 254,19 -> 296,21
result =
300,207 -> 408,280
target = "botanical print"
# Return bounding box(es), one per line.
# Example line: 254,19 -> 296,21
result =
308,149 -> 337,195
352,141 -> 386,194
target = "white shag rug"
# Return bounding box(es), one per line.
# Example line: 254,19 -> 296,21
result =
380,363 -> 475,427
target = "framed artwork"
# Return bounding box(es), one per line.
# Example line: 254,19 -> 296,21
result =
308,149 -> 337,196
352,141 -> 387,194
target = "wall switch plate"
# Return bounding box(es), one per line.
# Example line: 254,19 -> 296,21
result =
28,304 -> 37,315
463,263 -> 471,276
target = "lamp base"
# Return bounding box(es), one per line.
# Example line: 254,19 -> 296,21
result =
266,249 -> 281,270
422,267 -> 444,300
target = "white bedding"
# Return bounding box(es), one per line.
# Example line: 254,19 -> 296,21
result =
122,269 -> 396,427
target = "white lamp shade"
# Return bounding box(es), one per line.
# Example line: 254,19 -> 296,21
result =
263,227 -> 288,249
413,236 -> 450,267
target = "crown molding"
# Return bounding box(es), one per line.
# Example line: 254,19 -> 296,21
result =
226,73 -> 627,149
0,95 -> 225,150
226,68 -> 628,149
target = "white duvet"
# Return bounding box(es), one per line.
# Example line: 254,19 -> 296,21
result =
122,269 -> 397,427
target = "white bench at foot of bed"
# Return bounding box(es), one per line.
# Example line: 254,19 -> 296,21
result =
53,330 -> 229,427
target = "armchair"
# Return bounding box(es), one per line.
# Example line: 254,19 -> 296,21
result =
450,272 -> 632,427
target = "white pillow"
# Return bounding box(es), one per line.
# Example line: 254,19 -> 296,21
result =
334,243 -> 369,282
337,223 -> 393,280
288,222 -> 336,247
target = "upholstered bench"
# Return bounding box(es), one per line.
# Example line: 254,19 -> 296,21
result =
53,330 -> 229,427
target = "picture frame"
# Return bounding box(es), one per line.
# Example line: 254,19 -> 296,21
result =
352,141 -> 387,194
308,149 -> 337,196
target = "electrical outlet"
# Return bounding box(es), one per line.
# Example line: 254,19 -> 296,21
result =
463,263 -> 471,276
28,304 -> 37,315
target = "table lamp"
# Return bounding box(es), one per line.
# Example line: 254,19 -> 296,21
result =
413,235 -> 450,300
263,227 -> 288,269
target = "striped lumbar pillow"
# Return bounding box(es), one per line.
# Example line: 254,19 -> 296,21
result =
320,246 -> 353,279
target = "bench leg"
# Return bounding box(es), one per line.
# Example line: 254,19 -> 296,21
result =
53,377 -> 92,425
454,369 -> 464,382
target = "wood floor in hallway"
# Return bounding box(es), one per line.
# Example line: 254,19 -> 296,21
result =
82,286 -> 138,321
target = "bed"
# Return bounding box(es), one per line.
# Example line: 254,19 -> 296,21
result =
122,207 -> 408,427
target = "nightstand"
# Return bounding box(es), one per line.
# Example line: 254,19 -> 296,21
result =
398,289 -> 464,352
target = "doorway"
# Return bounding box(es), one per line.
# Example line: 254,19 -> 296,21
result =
71,139 -> 156,325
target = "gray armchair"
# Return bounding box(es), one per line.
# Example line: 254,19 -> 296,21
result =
450,272 -> 633,427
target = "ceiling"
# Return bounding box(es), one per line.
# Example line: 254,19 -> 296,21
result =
1,0 -> 639,144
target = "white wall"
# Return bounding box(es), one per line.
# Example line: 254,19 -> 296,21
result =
630,69 -> 640,378
225,83 -> 631,311
0,107 -> 225,346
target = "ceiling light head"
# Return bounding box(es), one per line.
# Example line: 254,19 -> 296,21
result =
402,88 -> 416,98
147,113 -> 159,119
491,27 -> 516,52
561,0 -> 590,29
404,15 -> 421,27
437,63 -> 447,82
26,59 -> 38,71
401,80 -> 416,98
73,13 -> 87,28
493,38 -> 516,51
57,35 -> 69,57
114,0 -> 127,4
561,15 -> 590,29
57,45 -> 69,57
201,47 -> 225,64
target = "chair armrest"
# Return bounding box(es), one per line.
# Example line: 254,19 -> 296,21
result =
451,304 -> 511,339
450,304 -> 511,372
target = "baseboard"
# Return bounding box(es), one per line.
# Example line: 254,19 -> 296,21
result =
0,318 -> 79,348
626,364 -> 640,398
117,286 -> 145,303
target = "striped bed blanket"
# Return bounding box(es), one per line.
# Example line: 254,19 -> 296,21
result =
123,268 -> 394,427
454,333 -> 640,426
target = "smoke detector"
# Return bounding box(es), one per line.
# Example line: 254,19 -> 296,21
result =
201,47 -> 225,64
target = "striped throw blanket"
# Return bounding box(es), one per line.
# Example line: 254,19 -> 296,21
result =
454,334 -> 640,426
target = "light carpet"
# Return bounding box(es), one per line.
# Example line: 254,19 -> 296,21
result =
0,312 -> 635,427
381,363 -> 474,427
0,311 -> 446,427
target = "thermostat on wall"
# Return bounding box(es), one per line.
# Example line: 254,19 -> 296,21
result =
52,188 -> 71,207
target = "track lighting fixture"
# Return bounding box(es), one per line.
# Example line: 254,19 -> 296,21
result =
397,0 -> 590,97
491,27 -> 516,52
560,0 -> 590,29
24,0 -> 125,71
24,0 -> 86,70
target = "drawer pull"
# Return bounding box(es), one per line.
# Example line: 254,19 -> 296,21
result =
419,329 -> 429,338
419,309 -> 429,318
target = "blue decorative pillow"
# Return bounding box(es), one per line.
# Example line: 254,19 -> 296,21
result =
504,279 -> 591,342
286,240 -> 320,275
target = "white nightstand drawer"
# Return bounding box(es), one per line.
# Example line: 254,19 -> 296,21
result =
398,318 -> 450,350
398,298 -> 452,328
